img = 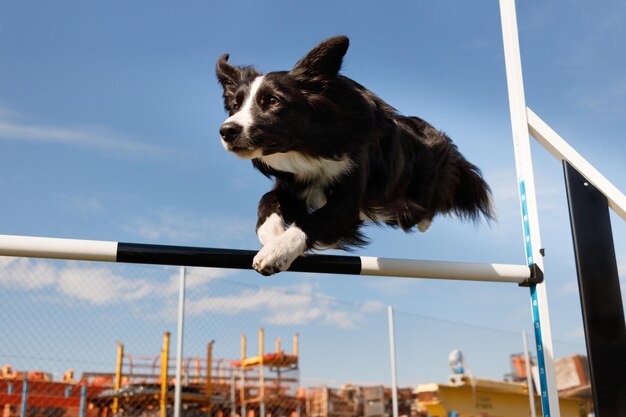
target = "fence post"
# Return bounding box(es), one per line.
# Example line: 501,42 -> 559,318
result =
113,341 -> 124,413
174,266 -> 187,417
387,306 -> 399,417
161,332 -> 171,417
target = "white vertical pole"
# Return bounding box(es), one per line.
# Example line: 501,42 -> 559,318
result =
174,266 -> 187,417
387,306 -> 399,417
499,1 -> 560,416
523,331 -> 537,417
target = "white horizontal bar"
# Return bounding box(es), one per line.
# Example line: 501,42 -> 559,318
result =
0,234 -> 118,262
527,107 -> 626,222
0,234 -> 531,283
360,256 -> 530,283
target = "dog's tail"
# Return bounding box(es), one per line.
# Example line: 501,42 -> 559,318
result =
454,160 -> 494,222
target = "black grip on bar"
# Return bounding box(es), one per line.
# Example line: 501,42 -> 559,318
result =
117,242 -> 362,275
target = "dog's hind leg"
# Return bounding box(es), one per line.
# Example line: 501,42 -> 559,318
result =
417,218 -> 432,232
394,200 -> 432,233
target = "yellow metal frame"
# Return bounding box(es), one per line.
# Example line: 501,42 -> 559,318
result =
112,341 -> 124,413
160,332 -> 170,417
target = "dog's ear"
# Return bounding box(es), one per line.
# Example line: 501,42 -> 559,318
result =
216,55 -> 260,111
291,36 -> 349,86
216,54 -> 242,91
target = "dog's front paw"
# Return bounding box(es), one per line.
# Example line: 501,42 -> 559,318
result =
252,226 -> 307,276
253,245 -> 293,276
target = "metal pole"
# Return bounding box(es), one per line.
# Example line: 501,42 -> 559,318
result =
240,334 -> 247,417
522,331 -> 537,417
112,341 -> 124,413
19,380 -> 28,417
387,306 -> 399,417
78,385 -> 87,417
207,341 -> 214,416
499,0 -> 560,415
174,266 -> 186,417
161,332 -> 171,417
259,328 -> 265,417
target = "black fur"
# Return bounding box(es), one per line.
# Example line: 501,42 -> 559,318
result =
216,36 -> 493,270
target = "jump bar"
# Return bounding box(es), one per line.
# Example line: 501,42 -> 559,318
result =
0,234 -> 540,284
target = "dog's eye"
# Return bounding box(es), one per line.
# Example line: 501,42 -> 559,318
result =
268,96 -> 280,106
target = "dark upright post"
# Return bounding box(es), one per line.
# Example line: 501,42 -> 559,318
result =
563,160 -> 626,415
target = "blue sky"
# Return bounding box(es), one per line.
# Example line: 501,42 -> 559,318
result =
1,1 -> 625,386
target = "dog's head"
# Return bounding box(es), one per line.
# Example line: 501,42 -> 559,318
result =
216,36 -> 349,159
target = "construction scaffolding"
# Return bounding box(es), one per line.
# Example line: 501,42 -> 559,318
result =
231,329 -> 301,417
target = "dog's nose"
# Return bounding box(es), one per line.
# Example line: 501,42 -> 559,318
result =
219,122 -> 242,143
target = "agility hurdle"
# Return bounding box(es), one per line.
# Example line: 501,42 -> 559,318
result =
0,234 -> 540,284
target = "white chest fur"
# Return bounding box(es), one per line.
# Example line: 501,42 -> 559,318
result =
260,151 -> 352,184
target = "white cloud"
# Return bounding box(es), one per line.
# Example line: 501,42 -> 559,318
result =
0,257 -> 229,306
0,257 -> 379,328
56,266 -> 156,305
0,105 -> 174,158
185,267 -> 232,288
0,257 -> 58,289
360,300 -> 385,313
185,283 -> 380,328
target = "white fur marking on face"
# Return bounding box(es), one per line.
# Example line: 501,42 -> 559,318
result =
257,213 -> 285,246
260,152 -> 352,184
253,225 -> 307,275
224,75 -> 265,131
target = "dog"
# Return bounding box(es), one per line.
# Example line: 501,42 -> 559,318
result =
216,36 -> 493,275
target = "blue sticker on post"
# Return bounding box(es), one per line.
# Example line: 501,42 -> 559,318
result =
520,179 -> 550,417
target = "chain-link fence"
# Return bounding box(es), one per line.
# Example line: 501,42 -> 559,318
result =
0,257 -> 592,417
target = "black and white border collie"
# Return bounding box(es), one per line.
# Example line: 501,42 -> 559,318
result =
216,36 -> 493,275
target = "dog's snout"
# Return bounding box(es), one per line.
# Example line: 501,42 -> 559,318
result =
220,122 -> 242,142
